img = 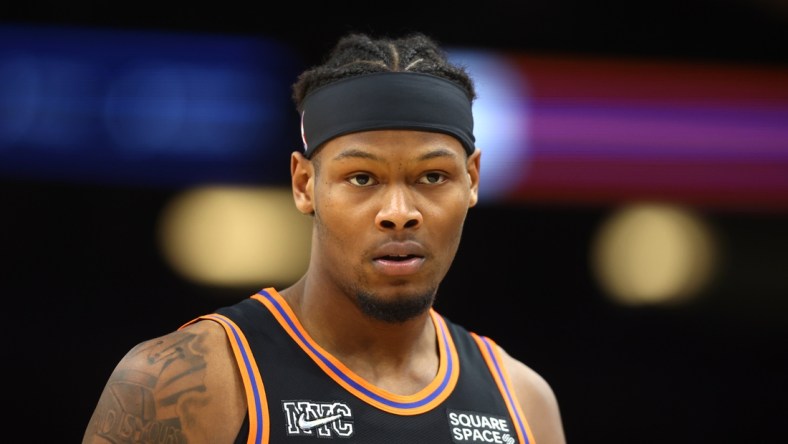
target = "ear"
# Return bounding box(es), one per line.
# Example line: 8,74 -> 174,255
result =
467,148 -> 481,208
291,151 -> 315,214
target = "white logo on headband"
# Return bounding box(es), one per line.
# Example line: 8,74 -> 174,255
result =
300,111 -> 308,151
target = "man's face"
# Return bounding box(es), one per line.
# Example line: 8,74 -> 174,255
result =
305,129 -> 480,315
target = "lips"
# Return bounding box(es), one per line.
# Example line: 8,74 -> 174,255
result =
372,241 -> 426,276
372,241 -> 425,261
377,254 -> 420,261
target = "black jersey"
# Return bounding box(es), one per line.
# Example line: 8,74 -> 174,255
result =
184,288 -> 536,444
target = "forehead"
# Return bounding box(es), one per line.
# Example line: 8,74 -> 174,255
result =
317,129 -> 467,163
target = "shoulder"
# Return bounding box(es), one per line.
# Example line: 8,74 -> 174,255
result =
497,344 -> 567,444
83,320 -> 246,443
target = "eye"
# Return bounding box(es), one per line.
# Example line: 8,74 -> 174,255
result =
348,173 -> 378,187
418,172 -> 447,185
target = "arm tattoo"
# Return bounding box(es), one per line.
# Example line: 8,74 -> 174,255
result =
86,331 -> 210,443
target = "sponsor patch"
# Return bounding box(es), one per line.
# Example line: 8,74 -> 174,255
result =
447,409 -> 516,444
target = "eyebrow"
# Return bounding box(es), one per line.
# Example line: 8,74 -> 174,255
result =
331,147 -> 458,163
332,148 -> 380,162
418,147 -> 457,161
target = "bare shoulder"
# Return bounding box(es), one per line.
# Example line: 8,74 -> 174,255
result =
82,320 -> 246,444
498,345 -> 567,444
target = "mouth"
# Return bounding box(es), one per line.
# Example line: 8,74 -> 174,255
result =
372,240 -> 425,260
376,253 -> 422,262
371,244 -> 426,276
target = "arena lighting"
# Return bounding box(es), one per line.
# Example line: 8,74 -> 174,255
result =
447,50 -> 530,203
503,54 -> 788,211
2,24 -> 786,211
590,202 -> 718,306
0,24 -> 302,187
157,186 -> 312,288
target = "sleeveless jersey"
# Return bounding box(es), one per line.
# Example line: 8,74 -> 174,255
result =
183,288 -> 536,444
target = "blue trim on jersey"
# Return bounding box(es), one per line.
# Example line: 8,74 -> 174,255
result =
210,314 -> 264,444
478,336 -> 529,444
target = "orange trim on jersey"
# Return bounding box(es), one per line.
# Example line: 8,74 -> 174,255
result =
252,288 -> 460,415
182,314 -> 270,444
472,333 -> 537,444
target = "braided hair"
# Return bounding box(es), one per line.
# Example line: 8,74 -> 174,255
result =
292,32 -> 476,112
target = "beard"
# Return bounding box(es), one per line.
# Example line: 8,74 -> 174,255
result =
311,212 -> 441,323
355,288 -> 436,323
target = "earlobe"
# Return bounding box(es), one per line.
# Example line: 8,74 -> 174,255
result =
467,148 -> 481,207
291,152 -> 315,214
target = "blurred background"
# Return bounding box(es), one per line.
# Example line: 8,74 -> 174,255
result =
2,1 -> 787,442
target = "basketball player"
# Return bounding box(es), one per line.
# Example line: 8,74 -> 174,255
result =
82,32 -> 567,443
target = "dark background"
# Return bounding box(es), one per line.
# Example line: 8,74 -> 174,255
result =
3,1 -> 788,442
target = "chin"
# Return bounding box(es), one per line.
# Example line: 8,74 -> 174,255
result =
355,287 -> 436,323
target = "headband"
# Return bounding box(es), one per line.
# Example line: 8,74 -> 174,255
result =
300,72 -> 475,157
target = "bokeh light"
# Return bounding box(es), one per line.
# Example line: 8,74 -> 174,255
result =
591,202 -> 718,305
157,186 -> 312,288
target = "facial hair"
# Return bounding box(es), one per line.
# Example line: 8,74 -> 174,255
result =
311,204 -> 439,323
356,289 -> 436,323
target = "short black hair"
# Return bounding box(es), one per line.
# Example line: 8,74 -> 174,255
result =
292,32 -> 476,112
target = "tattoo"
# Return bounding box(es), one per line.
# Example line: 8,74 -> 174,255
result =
86,331 -> 209,443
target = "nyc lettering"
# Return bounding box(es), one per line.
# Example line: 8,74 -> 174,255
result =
449,411 -> 514,444
282,400 -> 353,437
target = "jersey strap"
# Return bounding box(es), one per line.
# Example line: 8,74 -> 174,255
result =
472,333 -> 537,444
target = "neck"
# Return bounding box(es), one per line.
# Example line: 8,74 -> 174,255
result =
279,276 -> 440,395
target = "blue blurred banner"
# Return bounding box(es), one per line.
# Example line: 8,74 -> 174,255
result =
0,24 -> 304,187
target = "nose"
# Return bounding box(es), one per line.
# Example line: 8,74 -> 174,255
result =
375,185 -> 422,230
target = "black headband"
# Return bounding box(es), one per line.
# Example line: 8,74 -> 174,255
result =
300,72 -> 475,157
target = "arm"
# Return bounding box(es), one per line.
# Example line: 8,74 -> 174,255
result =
500,346 -> 567,444
82,320 -> 246,444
